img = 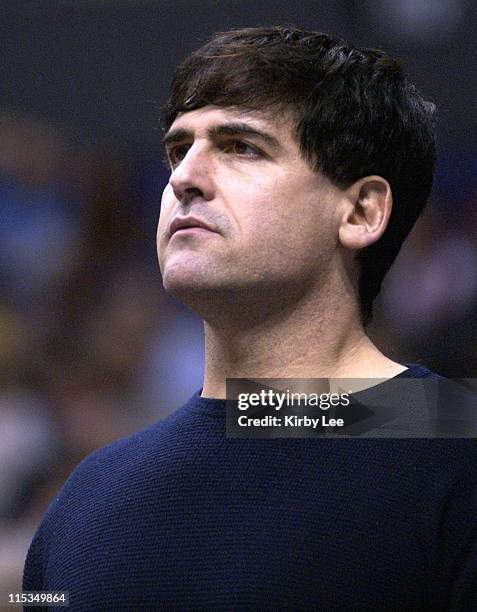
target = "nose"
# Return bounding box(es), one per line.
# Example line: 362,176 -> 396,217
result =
169,143 -> 215,203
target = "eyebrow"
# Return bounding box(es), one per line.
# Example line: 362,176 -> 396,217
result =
162,122 -> 281,151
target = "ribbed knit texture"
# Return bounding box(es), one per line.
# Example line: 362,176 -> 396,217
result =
23,364 -> 477,611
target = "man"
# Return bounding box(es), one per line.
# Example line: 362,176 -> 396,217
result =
24,26 -> 477,610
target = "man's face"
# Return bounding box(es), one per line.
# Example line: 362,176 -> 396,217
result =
157,106 -> 342,306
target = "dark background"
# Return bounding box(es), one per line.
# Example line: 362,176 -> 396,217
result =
1,0 -> 476,603
2,0 -> 476,153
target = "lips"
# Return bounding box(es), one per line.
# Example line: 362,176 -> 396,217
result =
168,215 -> 217,237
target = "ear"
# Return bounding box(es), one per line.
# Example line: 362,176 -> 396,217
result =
338,176 -> 393,250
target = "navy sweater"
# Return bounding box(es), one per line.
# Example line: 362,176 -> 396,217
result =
23,365 -> 477,610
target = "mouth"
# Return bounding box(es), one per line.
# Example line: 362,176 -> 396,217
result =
168,215 -> 218,238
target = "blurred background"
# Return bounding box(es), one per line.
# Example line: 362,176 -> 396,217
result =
1,0 -> 476,603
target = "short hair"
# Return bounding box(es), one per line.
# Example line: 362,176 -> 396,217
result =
161,26 -> 437,326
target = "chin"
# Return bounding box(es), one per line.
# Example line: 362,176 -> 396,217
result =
161,264 -> 216,298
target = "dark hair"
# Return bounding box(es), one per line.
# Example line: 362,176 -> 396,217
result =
162,26 -> 437,326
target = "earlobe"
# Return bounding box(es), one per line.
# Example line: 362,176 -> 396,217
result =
338,176 -> 393,251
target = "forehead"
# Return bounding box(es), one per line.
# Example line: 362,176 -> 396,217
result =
167,106 -> 295,142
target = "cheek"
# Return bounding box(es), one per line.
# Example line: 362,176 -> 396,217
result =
238,180 -> 318,243
237,180 -> 334,272
157,185 -> 174,235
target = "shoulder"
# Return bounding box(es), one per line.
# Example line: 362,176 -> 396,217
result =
23,406 -> 194,589
34,403 -> 198,531
60,406 -> 194,494
386,362 -> 477,437
399,362 -> 441,378
415,365 -> 477,435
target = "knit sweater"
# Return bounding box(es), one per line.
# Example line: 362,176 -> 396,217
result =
23,364 -> 477,611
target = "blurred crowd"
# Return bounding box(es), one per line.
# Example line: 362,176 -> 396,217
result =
1,111 -> 476,601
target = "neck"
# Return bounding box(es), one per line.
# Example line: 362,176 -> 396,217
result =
201,277 -> 405,399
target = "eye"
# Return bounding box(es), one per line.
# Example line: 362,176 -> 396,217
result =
167,144 -> 191,167
225,140 -> 261,157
